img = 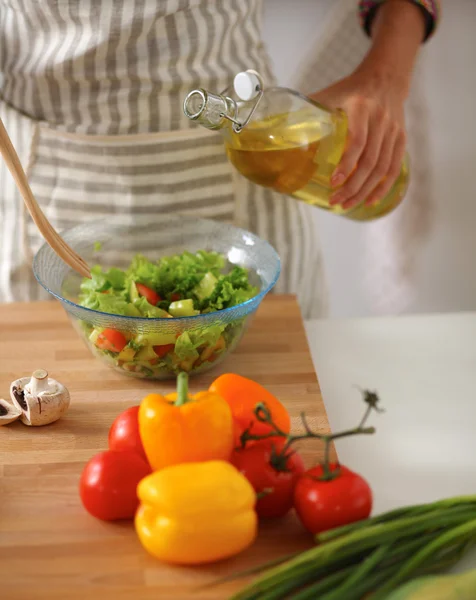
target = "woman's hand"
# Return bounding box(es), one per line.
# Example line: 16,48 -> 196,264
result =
308,0 -> 427,210
310,69 -> 407,210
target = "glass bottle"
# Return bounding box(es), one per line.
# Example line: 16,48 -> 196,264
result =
183,70 -> 409,221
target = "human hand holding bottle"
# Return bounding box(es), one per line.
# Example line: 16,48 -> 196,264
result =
310,0 -> 427,210
310,68 -> 407,210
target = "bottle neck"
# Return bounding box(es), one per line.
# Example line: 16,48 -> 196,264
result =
183,89 -> 236,131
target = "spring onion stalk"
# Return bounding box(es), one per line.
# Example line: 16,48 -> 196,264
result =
228,498 -> 476,600
251,530 -> 443,600
289,537 -> 428,600
232,509 -> 476,595
371,519 -> 476,599
317,495 -> 476,542
321,543 -> 391,600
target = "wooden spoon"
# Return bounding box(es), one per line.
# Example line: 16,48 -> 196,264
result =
0,117 -> 91,279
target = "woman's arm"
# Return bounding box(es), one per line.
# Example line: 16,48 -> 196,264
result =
360,0 -> 427,99
311,0 -> 438,210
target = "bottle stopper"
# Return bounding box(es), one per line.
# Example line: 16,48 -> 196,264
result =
233,70 -> 263,102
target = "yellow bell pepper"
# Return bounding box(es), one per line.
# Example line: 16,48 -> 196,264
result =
138,372 -> 234,471
135,460 -> 258,564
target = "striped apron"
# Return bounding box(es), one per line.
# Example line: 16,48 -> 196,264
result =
0,0 -> 328,318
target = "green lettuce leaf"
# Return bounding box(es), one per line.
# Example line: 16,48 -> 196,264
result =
105,268 -> 127,290
79,265 -> 127,295
133,296 -> 171,318
79,265 -> 110,294
79,291 -> 140,317
78,249 -> 258,318
200,266 -> 258,312
125,250 -> 225,301
174,325 -> 225,361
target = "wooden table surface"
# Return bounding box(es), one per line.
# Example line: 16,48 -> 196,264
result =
0,295 -> 334,600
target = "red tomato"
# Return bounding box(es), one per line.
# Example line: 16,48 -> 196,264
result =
95,328 -> 127,353
170,293 -> 181,302
231,439 -> 305,519
293,464 -> 372,534
232,416 -> 283,450
79,450 -> 151,521
153,344 -> 175,358
233,420 -> 252,449
108,406 -> 147,461
136,282 -> 161,306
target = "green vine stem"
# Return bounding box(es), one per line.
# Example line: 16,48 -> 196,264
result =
239,389 -> 383,480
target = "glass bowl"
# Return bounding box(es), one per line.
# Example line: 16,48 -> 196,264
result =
33,214 -> 281,380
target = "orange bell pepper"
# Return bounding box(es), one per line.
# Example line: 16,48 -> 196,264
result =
209,373 -> 291,446
138,372 -> 234,471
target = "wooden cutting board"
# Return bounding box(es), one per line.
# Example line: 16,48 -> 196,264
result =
0,295 -> 335,600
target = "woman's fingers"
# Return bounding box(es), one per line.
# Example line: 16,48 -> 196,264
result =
330,99 -> 369,189
364,130 -> 407,206
331,102 -> 387,207
343,120 -> 399,210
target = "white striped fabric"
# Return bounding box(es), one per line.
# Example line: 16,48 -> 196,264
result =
0,0 -> 275,135
0,0 -> 327,318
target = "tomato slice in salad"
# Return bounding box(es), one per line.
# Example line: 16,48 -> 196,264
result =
136,283 -> 161,306
153,344 -> 175,358
96,329 -> 128,353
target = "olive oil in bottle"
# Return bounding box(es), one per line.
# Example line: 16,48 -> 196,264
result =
184,71 -> 409,221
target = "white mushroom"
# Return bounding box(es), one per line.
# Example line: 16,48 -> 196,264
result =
0,398 -> 21,426
10,369 -> 70,427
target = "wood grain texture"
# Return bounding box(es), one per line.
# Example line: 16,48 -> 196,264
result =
0,295 -> 335,600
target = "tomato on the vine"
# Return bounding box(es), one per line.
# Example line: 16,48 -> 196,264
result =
79,450 -> 151,521
293,464 -> 372,534
108,406 -> 147,461
231,439 -> 305,519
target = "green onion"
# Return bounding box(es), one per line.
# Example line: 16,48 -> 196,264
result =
225,497 -> 476,600
321,543 -> 390,600
317,495 -> 476,542
371,519 -> 476,599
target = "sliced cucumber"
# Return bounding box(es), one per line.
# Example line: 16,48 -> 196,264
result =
117,346 -> 136,362
133,299 -> 171,318
193,271 -> 218,301
168,299 -> 199,317
130,280 -> 139,303
135,332 -> 177,347
135,345 -> 158,362
125,302 -> 142,317
88,328 -> 103,345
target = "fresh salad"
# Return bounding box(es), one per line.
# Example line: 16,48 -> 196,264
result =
76,250 -> 259,378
